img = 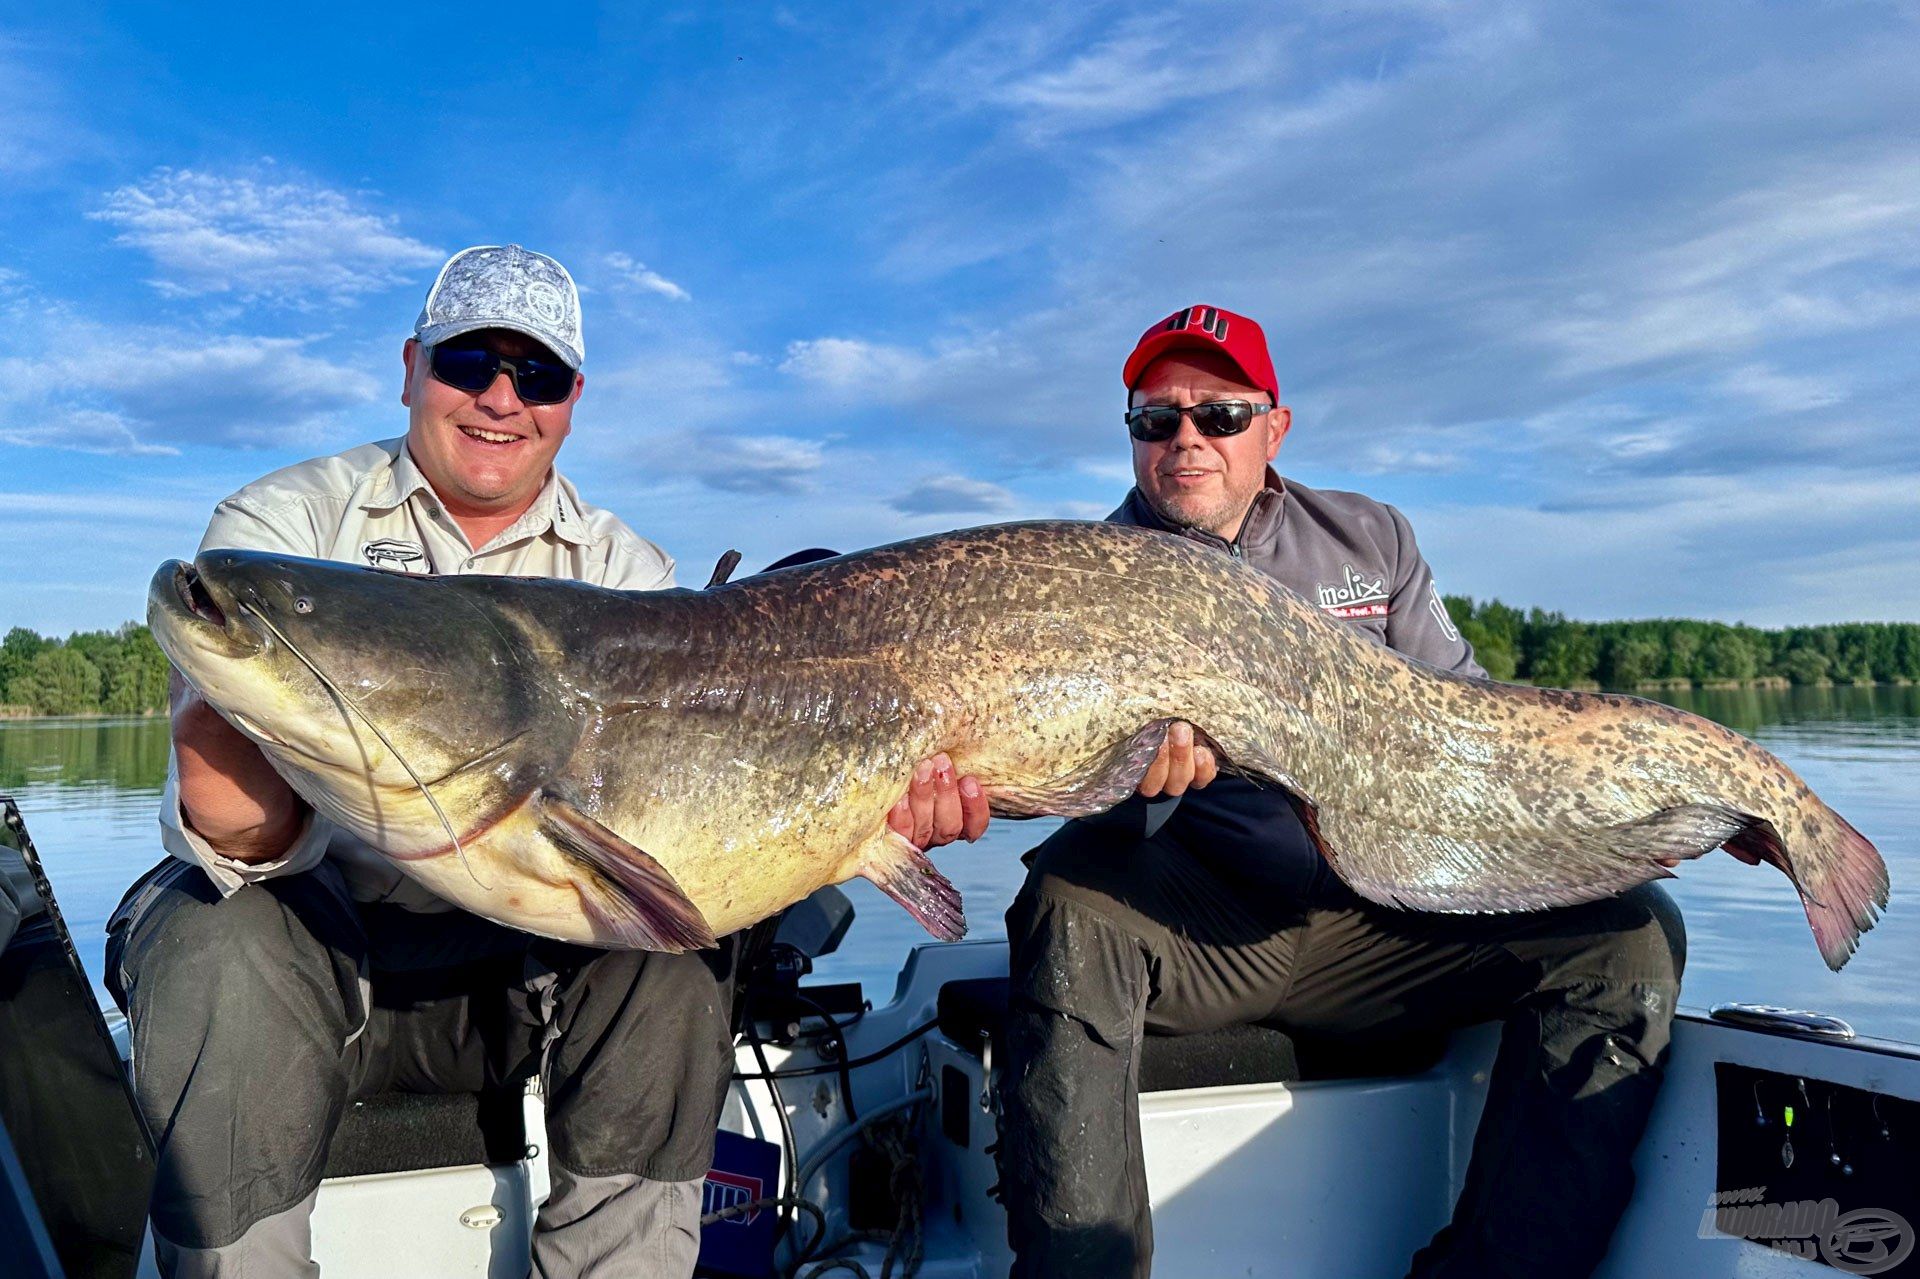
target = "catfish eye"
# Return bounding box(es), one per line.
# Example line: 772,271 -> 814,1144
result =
294,597 -> 314,614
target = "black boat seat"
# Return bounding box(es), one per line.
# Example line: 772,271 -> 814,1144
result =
323,1087 -> 528,1179
936,976 -> 1445,1091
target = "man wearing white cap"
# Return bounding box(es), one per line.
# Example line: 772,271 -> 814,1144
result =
106,245 -> 985,1277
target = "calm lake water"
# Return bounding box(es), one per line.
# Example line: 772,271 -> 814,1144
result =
4,684 -> 1916,1042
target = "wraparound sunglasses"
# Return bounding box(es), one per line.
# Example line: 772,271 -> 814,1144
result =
1125,399 -> 1272,442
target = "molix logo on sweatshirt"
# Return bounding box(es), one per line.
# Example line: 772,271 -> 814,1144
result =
1316,563 -> 1389,619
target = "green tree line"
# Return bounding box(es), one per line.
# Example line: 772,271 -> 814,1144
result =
2,605 -> 1916,716
1443,598 -> 1920,687
0,625 -> 172,717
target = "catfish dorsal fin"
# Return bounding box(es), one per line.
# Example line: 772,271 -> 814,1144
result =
859,830 -> 967,942
537,791 -> 717,953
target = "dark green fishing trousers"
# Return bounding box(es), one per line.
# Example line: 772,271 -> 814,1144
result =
105,858 -> 737,1278
998,819 -> 1686,1279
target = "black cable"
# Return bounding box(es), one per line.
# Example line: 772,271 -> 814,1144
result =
733,1017 -> 940,1081
700,1195 -> 824,1231
787,991 -> 859,1123
700,1194 -> 828,1266
743,990 -> 801,1251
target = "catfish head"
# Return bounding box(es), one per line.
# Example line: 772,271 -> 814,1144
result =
148,549 -> 582,858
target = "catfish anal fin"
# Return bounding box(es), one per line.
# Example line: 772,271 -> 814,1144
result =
538,792 -> 717,952
859,830 -> 967,942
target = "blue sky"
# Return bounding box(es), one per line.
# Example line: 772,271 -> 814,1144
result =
4,0 -> 1918,635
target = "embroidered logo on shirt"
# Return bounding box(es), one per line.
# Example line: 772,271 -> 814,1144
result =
363,538 -> 427,573
1316,563 -> 1390,619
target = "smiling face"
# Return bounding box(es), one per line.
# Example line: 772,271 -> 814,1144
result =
1130,348 -> 1291,541
401,328 -> 583,525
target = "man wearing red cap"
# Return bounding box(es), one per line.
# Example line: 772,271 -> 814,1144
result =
991,305 -> 1685,1278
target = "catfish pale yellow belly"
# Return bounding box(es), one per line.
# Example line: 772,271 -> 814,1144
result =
147,522 -> 1888,969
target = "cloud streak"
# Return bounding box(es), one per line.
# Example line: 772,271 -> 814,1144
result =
890,474 -> 1015,515
602,252 -> 691,301
90,166 -> 442,305
0,294 -> 383,454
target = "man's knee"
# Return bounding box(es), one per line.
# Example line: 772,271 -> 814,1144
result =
1526,884 -> 1686,1081
1586,883 -> 1687,993
117,869 -> 360,1023
542,947 -> 736,1182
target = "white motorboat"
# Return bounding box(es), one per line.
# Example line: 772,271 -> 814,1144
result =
3,794 -> 1914,1278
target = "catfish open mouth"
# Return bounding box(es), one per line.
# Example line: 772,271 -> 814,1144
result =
174,562 -> 228,628
152,560 -> 263,658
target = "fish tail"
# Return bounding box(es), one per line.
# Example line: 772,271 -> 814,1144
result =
1730,801 -> 1889,972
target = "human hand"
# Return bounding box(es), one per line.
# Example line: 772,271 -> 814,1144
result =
1137,721 -> 1218,798
172,669 -> 306,862
888,753 -> 991,850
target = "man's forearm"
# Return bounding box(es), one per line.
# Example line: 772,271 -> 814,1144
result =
172,678 -> 309,864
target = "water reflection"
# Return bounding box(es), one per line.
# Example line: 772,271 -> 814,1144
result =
1,688 -> 1914,1042
0,716 -> 170,792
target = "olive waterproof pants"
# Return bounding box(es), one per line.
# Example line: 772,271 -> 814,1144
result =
106,859 -> 737,1279
998,820 -> 1686,1279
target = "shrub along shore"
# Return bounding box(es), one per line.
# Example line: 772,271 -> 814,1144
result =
2,606 -> 1917,719
1,625 -> 170,718
1442,598 -> 1920,688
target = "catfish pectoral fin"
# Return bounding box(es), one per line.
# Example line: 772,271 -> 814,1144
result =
857,830 -> 966,942
537,792 -> 718,953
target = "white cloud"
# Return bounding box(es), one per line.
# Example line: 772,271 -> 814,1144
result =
0,291 -> 385,454
1418,470 -> 1920,624
1353,444 -> 1462,475
90,166 -> 443,305
891,474 -> 1015,515
1533,157 -> 1920,377
0,409 -> 177,457
791,0 -> 1920,503
780,337 -> 935,395
603,251 -> 691,302
1715,363 -> 1847,415
0,35 -> 93,180
0,489 -> 208,522
659,433 -> 826,495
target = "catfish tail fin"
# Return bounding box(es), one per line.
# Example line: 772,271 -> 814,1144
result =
1730,804 -> 1888,972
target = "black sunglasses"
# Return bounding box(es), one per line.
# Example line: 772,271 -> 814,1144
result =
428,341 -> 576,406
1124,399 -> 1272,442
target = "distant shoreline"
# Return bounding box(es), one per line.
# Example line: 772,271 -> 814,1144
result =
1524,677 -> 1916,692
2,680 -> 1915,724
0,709 -> 165,723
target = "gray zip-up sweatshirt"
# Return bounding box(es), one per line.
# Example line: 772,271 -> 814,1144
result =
1103,469 -> 1485,901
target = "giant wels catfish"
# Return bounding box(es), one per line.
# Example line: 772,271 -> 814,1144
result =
147,522 -> 1888,969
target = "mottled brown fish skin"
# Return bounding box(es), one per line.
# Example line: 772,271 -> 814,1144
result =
151,522 -> 1889,969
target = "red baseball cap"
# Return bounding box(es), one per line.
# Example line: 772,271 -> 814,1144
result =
1122,304 -> 1279,402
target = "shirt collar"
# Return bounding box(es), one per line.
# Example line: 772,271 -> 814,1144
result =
359,441 -> 434,512
359,440 -> 592,548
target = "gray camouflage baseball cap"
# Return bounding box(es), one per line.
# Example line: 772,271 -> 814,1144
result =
414,244 -> 585,369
